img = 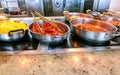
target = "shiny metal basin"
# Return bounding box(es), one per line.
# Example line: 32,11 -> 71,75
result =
70,18 -> 117,43
28,20 -> 70,44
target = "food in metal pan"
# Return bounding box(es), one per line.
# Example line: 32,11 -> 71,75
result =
0,20 -> 28,34
30,21 -> 67,35
106,20 -> 120,26
75,23 -> 107,32
65,13 -> 91,21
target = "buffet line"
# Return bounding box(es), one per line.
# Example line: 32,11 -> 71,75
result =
1,10 -> 120,54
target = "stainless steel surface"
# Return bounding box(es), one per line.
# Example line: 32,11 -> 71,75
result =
28,19 -> 70,43
93,0 -> 110,12
1,0 -> 20,12
0,16 -> 119,55
63,0 -> 84,12
52,0 -> 64,16
70,18 -> 117,43
83,0 -> 94,12
0,46 -> 120,55
1,0 -> 111,16
25,0 -> 44,15
0,0 -> 28,17
25,0 -> 85,16
43,0 -> 84,16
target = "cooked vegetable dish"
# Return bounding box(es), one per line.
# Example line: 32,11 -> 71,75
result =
75,23 -> 107,32
30,21 -> 67,35
107,20 -> 120,26
0,20 -> 28,34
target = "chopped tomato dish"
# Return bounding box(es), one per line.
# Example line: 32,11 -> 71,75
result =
75,23 -> 107,32
30,21 -> 66,35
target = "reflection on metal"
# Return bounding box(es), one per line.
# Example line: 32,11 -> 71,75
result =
0,46 -> 120,55
43,0 -> 85,16
64,0 -> 84,12
83,0 -> 94,12
1,0 -> 20,13
1,0 -> 111,16
52,0 -> 64,16
93,0 -> 110,12
25,0 -> 110,16
43,0 -> 53,16
25,0 -> 44,15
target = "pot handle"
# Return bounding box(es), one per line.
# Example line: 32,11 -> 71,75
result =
114,32 -> 120,37
8,29 -> 24,36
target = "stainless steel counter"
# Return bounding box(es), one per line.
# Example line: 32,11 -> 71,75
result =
0,16 -> 120,55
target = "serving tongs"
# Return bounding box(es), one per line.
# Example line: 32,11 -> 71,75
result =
30,11 -> 44,34
33,11 -> 65,33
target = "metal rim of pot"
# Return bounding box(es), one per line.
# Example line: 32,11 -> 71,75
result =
70,17 -> 118,43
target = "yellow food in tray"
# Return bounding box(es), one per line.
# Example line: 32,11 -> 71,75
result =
0,20 -> 28,34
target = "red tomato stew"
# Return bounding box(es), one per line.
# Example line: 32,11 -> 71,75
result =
30,21 -> 68,35
75,24 -> 107,32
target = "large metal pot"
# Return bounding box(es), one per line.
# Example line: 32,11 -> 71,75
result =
63,12 -> 92,21
0,20 -> 28,42
70,18 -> 117,43
102,16 -> 120,32
28,20 -> 70,44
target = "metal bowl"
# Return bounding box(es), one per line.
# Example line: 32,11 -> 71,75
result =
64,12 -> 92,21
102,16 -> 120,32
28,20 -> 70,44
0,20 -> 28,42
70,18 -> 117,43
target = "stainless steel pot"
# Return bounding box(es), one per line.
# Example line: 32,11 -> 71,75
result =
63,12 -> 92,21
70,18 -> 117,43
0,29 -> 27,42
102,16 -> 120,32
28,20 -> 70,44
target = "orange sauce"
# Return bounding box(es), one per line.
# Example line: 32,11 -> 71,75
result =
30,21 -> 66,35
107,20 -> 120,26
75,24 -> 107,32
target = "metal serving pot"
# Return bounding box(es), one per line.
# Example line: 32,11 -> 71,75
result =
102,16 -> 120,32
63,12 -> 92,21
0,20 -> 28,42
0,29 -> 28,42
28,20 -> 70,44
70,18 -> 117,43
